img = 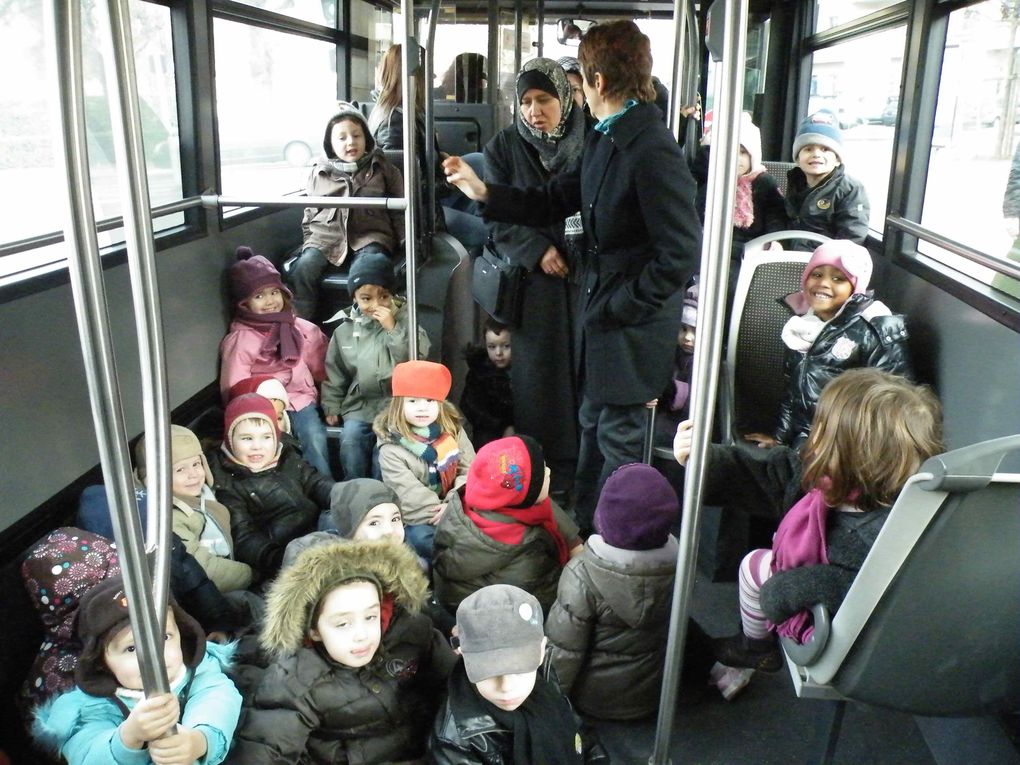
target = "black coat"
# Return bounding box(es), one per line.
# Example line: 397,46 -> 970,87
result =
459,345 -> 514,448
208,444 -> 333,576
484,102 -> 702,406
484,124 -> 581,466
784,164 -> 870,249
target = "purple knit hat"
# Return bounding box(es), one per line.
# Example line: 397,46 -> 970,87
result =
229,246 -> 293,307
801,240 -> 873,295
594,463 -> 679,551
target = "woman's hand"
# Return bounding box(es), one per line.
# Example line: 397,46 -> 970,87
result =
442,156 -> 488,203
540,246 -> 569,278
673,420 -> 693,467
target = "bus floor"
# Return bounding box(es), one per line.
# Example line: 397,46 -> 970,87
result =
588,573 -> 1020,765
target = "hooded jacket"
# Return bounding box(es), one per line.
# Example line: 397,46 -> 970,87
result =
320,297 -> 430,422
229,540 -> 454,765
774,292 -> 912,447
432,490 -> 579,614
545,535 -> 679,720
208,442 -> 333,576
784,164 -> 870,249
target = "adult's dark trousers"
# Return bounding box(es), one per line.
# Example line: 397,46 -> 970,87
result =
572,396 -> 648,535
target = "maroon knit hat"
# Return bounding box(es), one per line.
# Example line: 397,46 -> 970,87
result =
465,435 -> 546,510
229,246 -> 292,307
594,463 -> 679,550
223,393 -> 280,452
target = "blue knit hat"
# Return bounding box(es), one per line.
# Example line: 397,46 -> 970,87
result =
792,111 -> 843,162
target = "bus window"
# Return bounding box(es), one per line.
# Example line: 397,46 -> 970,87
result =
227,0 -> 337,27
814,0 -> 903,34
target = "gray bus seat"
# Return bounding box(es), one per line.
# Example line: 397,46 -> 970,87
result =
762,160 -> 796,197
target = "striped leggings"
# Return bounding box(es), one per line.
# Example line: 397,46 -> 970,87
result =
738,548 -> 775,640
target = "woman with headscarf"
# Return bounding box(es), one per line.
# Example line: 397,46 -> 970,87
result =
482,57 -> 591,500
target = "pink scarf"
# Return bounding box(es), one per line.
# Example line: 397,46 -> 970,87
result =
769,487 -> 830,643
235,308 -> 303,366
733,168 -> 764,229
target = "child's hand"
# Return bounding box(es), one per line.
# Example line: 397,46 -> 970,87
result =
502,425 -> 515,437
119,693 -> 180,749
763,240 -> 784,252
366,304 -> 396,331
673,420 -> 694,467
645,398 -> 658,409
743,432 -> 778,449
325,414 -> 340,426
148,725 -> 208,765
429,503 -> 448,525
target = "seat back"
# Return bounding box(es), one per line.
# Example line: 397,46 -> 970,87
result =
762,160 -> 796,197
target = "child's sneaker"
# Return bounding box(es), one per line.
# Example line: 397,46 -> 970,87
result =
713,633 -> 784,673
708,661 -> 754,701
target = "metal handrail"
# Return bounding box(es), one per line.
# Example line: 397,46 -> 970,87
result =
48,0 -> 169,697
887,214 -> 1020,283
401,0 -> 420,359
201,193 -> 408,210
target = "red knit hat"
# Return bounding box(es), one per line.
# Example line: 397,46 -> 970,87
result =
391,361 -> 452,402
223,393 -> 280,450
227,374 -> 291,409
465,435 -> 547,510
229,246 -> 292,307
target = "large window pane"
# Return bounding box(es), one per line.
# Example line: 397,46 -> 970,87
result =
350,0 -> 393,104
809,25 -> 906,233
814,0 -> 902,34
214,19 -> 338,196
920,1 -> 1020,297
0,0 -> 183,278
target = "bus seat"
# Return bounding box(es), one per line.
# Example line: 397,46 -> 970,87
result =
779,434 -> 1020,758
720,231 -> 829,445
762,160 -> 796,197
417,231 -> 472,399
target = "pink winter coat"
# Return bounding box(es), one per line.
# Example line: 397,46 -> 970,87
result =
219,317 -> 328,411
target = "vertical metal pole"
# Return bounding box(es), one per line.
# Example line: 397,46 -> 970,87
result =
401,0 -> 420,359
649,1 -> 747,763
425,1 -> 441,238
536,0 -> 545,57
105,0 -> 173,625
47,0 -> 169,697
513,0 -> 523,80
669,0 -> 690,136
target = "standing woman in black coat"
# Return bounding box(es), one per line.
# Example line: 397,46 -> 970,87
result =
483,57 -> 590,498
444,21 -> 702,534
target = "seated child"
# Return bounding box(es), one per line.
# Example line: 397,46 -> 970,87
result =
136,425 -> 253,593
320,252 -> 429,480
744,240 -> 913,449
782,111 -> 870,250
33,575 -> 241,765
229,539 -> 455,764
228,374 -> 293,436
208,393 -> 333,579
545,463 -> 681,720
291,103 -> 405,321
674,369 -> 942,693
429,584 -> 606,764
432,435 -> 582,615
375,360 -> 475,559
459,316 -> 514,448
219,246 -> 332,478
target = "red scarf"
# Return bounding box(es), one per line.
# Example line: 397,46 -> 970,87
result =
464,497 -> 570,565
235,307 -> 304,366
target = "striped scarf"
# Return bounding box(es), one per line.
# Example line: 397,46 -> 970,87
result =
398,424 -> 460,496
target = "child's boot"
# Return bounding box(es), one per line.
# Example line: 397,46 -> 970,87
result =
712,633 -> 783,673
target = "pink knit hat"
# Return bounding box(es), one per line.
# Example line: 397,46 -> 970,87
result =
801,240 -> 873,295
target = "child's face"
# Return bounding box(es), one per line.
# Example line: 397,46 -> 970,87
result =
353,502 -> 405,543
737,147 -> 752,176
270,398 -> 287,431
475,669 -> 540,712
796,143 -> 841,186
354,284 -> 393,318
403,397 -> 440,429
231,418 -> 277,469
485,330 -> 511,369
331,118 -> 367,163
805,264 -> 854,320
310,581 -> 381,668
245,285 -> 286,315
171,455 -> 205,499
104,609 -> 184,691
679,323 -> 696,354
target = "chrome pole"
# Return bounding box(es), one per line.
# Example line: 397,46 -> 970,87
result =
401,0 -> 420,359
649,1 -> 746,762
200,194 -> 407,210
668,0 -> 689,136
425,0 -> 441,238
105,0 -> 172,626
47,0 -> 169,696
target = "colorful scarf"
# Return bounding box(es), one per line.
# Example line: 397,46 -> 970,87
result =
733,167 -> 765,229
398,424 -> 460,496
769,487 -> 830,642
234,307 -> 303,367
464,497 -> 570,565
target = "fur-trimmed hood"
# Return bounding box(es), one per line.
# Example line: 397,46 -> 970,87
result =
260,539 -> 429,656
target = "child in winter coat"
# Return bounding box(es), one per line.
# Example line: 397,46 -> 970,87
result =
545,463 -> 681,720
229,539 -> 455,765
291,103 -> 405,321
459,317 -> 514,448
428,584 -> 607,765
320,252 -> 429,480
674,369 -> 943,695
432,435 -> 582,615
33,575 -> 241,765
219,246 -> 332,478
744,240 -> 913,449
375,360 -> 475,559
655,283 -> 698,449
208,393 -> 333,579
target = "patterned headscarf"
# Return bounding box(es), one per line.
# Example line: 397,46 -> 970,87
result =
515,58 -> 585,174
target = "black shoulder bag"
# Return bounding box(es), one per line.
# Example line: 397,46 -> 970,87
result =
471,238 -> 526,327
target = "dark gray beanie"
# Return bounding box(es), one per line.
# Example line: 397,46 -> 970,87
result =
329,479 -> 401,538
348,250 -> 395,293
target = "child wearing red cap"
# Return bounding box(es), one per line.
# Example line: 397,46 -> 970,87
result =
374,361 -> 475,559
432,435 -> 582,615
219,246 -> 332,479
744,240 -> 913,449
208,393 -> 334,580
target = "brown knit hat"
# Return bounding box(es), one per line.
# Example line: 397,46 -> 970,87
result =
229,246 -> 292,307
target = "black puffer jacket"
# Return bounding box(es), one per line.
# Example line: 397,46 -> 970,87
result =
774,293 -> 912,448
784,164 -> 870,249
459,346 -> 514,448
208,444 -> 333,576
